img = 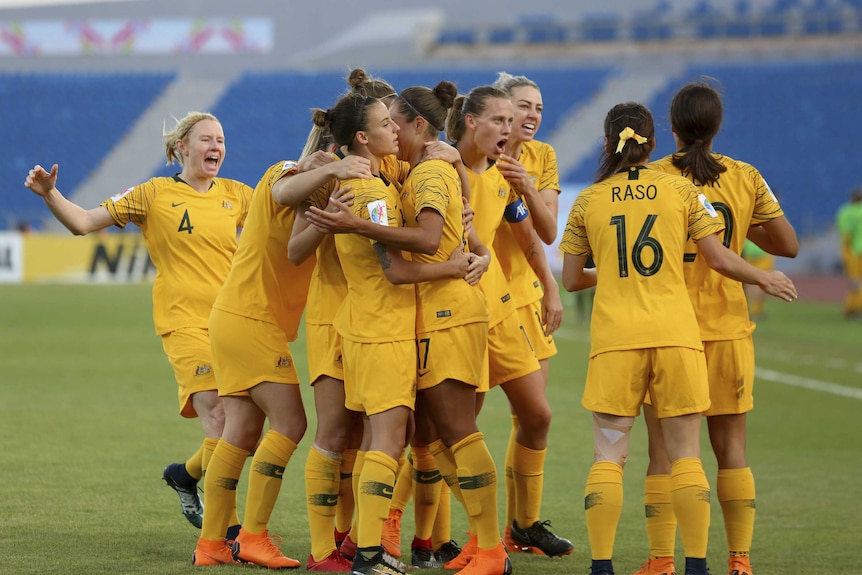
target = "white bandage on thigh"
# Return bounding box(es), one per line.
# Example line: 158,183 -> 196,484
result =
592,412 -> 634,466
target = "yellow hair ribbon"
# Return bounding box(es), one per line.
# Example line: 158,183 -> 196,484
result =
616,126 -> 648,154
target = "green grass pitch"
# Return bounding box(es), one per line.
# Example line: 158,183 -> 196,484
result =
0,283 -> 858,574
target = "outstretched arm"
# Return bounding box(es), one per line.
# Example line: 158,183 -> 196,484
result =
272,155 -> 372,206
697,233 -> 797,301
306,200 -> 440,255
25,164 -> 115,235
374,243 -> 469,285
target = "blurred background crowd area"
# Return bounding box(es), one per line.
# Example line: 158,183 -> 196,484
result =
2,0 -> 860,279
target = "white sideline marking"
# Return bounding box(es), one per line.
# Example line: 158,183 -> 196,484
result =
755,368 -> 862,400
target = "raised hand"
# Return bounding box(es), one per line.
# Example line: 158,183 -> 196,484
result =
25,164 -> 59,197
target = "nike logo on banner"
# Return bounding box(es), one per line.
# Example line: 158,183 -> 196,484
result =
172,202 -> 186,207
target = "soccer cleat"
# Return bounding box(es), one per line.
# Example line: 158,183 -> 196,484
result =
192,538 -> 235,566
410,537 -> 439,569
444,533 -> 477,570
307,549 -> 353,572
381,510 -> 403,558
340,534 -> 358,561
232,528 -> 301,569
351,547 -> 406,575
729,556 -> 752,575
509,519 -> 574,557
632,557 -> 676,575
454,542 -> 512,575
434,539 -> 462,565
163,463 -> 204,529
502,524 -> 532,553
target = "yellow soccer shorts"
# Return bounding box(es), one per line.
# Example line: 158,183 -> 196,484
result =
488,309 -> 541,389
161,327 -> 216,418
209,308 -> 299,396
585,346 -> 710,418
306,322 -> 344,384
342,337 -> 416,415
416,321 -> 488,391
703,337 -> 755,416
517,299 -> 558,362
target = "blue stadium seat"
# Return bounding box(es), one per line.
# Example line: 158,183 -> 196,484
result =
436,28 -> 477,46
0,72 -> 174,229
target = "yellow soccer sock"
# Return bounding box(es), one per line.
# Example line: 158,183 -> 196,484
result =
644,474 -> 676,558
348,450 -> 366,543
243,429 -> 297,534
336,448 -> 358,535
201,437 -> 219,472
200,437 -> 238,529
504,415 -> 518,527
670,457 -> 711,559
201,440 -> 249,541
512,441 -> 546,527
391,449 -> 412,514
305,445 -> 342,562
185,443 -> 204,480
429,440 -> 476,538
451,432 -> 499,550
584,461 -> 623,560
412,446 -> 442,541
717,467 -> 755,558
356,451 -> 398,549
431,481 -> 452,550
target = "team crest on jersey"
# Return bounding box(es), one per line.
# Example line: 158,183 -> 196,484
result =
194,365 -> 212,377
110,187 -> 133,202
498,188 -> 507,198
222,201 -> 233,210
698,193 -> 718,218
368,199 -> 389,226
276,356 -> 293,368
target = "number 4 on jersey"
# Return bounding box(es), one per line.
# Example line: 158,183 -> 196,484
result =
178,209 -> 194,234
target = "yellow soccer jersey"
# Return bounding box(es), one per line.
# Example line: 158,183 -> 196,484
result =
404,159 -> 488,332
304,178 -> 348,326
101,175 -> 252,335
468,165 -> 523,327
303,153 -> 410,326
212,161 -> 315,341
333,175 -> 416,343
651,154 -> 785,340
560,166 -> 724,356
493,140 -> 561,307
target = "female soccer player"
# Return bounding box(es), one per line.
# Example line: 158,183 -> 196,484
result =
632,81 -> 798,575
492,71 -> 572,557
441,84 -> 564,571
320,87 -> 479,575
24,112 -> 251,533
560,101 -> 796,575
